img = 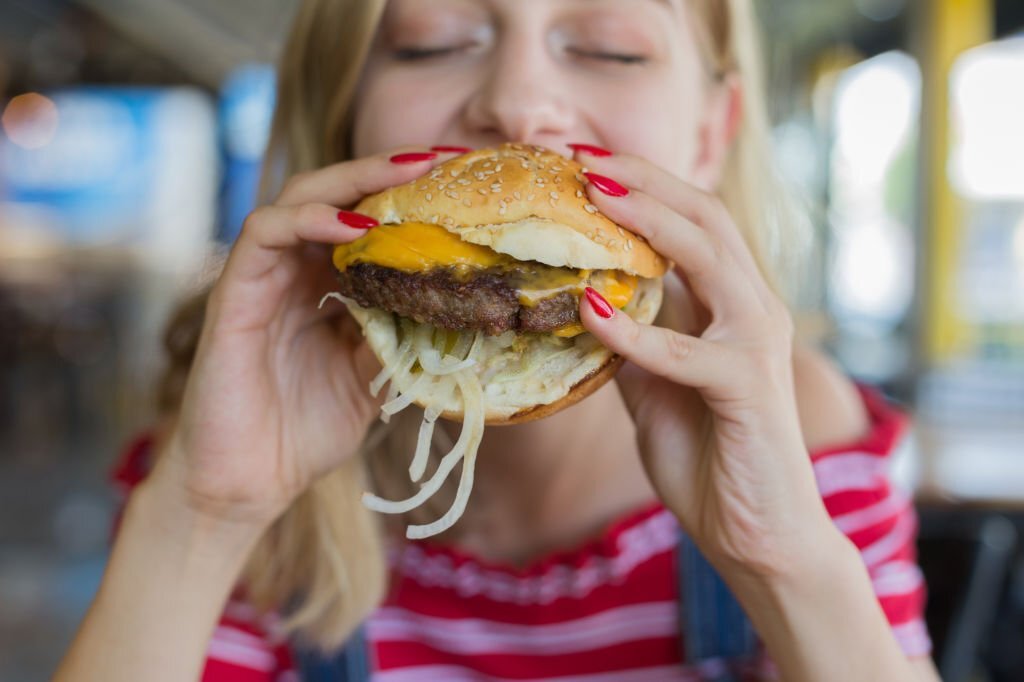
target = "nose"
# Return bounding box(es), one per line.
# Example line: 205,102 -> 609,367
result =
464,36 -> 576,146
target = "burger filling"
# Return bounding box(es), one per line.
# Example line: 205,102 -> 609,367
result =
333,222 -> 637,337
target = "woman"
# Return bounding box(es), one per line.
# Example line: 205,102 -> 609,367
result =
57,0 -> 940,679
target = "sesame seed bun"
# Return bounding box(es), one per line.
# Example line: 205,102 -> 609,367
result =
355,143 -> 668,279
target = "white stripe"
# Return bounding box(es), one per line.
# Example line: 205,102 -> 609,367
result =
395,510 -> 679,604
813,452 -> 889,497
859,510 -> 916,568
831,490 -> 909,535
206,637 -> 276,672
372,664 -> 699,682
891,619 -> 933,658
213,624 -> 270,649
871,561 -> 925,597
368,601 -> 678,656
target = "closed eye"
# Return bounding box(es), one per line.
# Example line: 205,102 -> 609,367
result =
393,46 -> 465,61
569,48 -> 648,65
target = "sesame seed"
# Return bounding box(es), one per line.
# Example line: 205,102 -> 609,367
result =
552,166 -> 563,172
576,190 -> 584,198
425,193 -> 433,201
498,206 -> 507,215
527,194 -> 535,201
625,240 -> 634,251
617,227 -> 626,237
419,185 -> 428,191
584,204 -> 599,214
457,178 -> 471,185
463,199 -> 472,207
443,217 -> 455,226
549,191 -> 559,199
446,191 -> 459,199
514,191 -> 522,200
495,164 -> 503,172
478,188 -> 488,195
491,187 -> 502,193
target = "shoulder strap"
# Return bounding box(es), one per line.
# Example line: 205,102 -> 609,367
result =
294,626 -> 371,682
676,530 -> 758,679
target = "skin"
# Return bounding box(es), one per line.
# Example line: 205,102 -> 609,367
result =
56,1 -> 940,680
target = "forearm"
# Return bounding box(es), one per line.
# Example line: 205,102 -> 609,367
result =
55,472 -> 263,682
725,524 -> 926,682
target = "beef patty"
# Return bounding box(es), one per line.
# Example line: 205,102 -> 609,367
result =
336,263 -> 580,336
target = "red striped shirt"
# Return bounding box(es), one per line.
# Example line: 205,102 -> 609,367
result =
111,388 -> 931,681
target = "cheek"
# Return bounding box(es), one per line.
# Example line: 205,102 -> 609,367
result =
352,71 -> 462,157
590,85 -> 701,179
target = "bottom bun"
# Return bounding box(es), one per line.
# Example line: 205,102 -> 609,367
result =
344,276 -> 663,425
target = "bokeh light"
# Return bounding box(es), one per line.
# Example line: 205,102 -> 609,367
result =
1,93 -> 59,150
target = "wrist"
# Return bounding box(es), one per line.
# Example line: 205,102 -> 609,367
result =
133,457 -> 267,573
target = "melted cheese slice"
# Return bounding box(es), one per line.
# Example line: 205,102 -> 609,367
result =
333,222 -> 637,336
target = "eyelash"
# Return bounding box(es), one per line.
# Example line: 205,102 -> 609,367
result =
393,47 -> 648,66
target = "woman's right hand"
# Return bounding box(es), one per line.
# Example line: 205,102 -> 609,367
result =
153,147 -> 450,530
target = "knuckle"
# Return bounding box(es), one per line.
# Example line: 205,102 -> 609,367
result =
293,202 -> 323,227
279,171 -> 311,201
663,331 -> 693,365
240,207 -> 268,239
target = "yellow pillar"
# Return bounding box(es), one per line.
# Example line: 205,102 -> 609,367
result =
919,0 -> 993,363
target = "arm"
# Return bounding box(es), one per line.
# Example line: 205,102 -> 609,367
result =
726,520 -> 940,682
572,148 -> 938,682
54,462 -> 262,682
55,147 -> 454,681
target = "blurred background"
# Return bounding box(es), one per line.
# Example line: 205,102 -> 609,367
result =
1,0 -> 1023,679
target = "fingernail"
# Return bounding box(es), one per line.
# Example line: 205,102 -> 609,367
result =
584,172 -> 630,197
390,152 -> 438,164
431,145 -> 472,154
337,210 -> 378,229
568,143 -> 613,157
584,287 -> 615,319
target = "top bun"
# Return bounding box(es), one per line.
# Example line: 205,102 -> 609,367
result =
355,143 -> 668,279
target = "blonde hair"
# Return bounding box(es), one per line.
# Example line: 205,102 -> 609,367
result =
161,0 -> 804,651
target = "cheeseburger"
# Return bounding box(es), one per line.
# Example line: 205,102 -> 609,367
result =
324,143 -> 666,538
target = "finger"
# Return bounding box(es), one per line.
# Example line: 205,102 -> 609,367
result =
581,179 -> 763,320
572,149 -> 766,289
225,203 -> 374,284
580,287 -> 739,392
276,145 -> 461,208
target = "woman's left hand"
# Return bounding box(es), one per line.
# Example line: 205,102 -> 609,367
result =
573,148 -> 838,579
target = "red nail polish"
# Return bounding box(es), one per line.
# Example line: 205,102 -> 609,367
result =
584,172 -> 629,197
390,152 -> 438,164
431,145 -> 472,154
337,210 -> 378,229
585,287 -> 615,319
568,143 -> 613,157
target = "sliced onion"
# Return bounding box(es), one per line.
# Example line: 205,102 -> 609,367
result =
381,372 -> 432,416
318,292 -> 347,309
362,374 -> 481,515
370,339 -> 415,397
405,369 -> 486,539
418,348 -> 476,375
408,412 -> 437,483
